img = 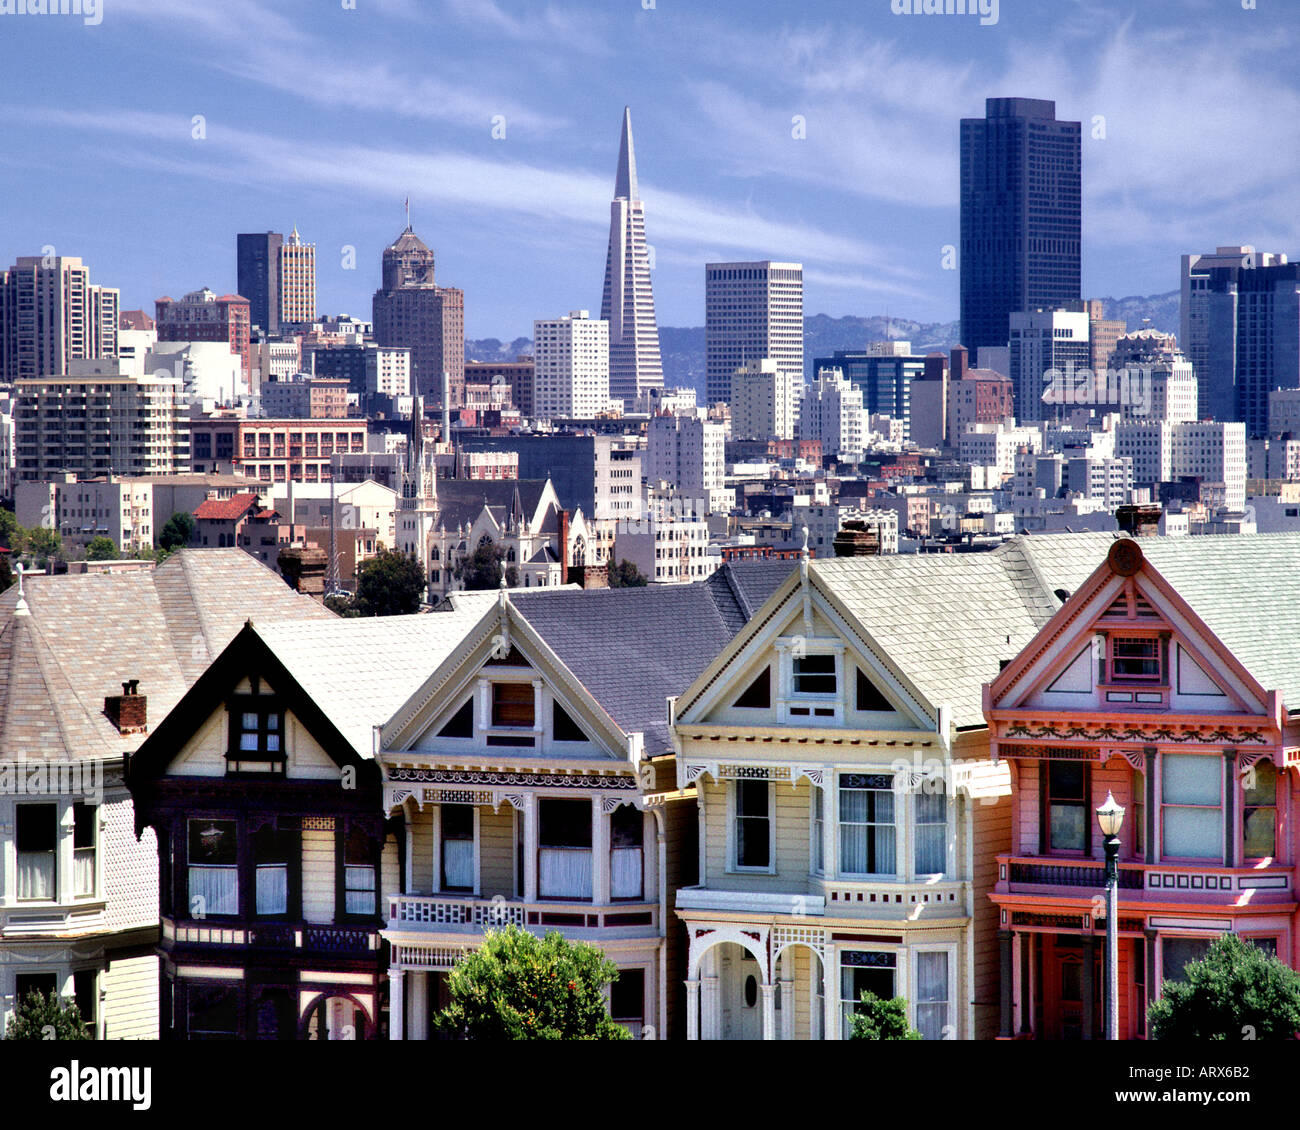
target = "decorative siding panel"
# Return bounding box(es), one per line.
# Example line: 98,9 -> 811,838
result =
409,810 -> 434,894
103,953 -> 159,1040
102,791 -> 158,932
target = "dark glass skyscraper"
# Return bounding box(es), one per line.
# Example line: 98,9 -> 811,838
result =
236,231 -> 283,334
960,98 -> 1081,361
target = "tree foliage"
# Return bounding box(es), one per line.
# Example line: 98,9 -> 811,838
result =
847,992 -> 923,1040
1148,933 -> 1300,1040
607,559 -> 648,588
353,548 -> 426,616
158,511 -> 196,552
433,925 -> 631,1041
0,507 -> 19,552
453,540 -> 519,591
4,990 -> 91,1041
85,536 -> 119,561
24,526 -> 62,562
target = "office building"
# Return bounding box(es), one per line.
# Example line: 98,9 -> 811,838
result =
730,359 -> 797,441
800,367 -> 866,464
705,260 -> 803,406
532,311 -> 610,419
1008,307 -> 1090,423
154,288 -> 251,379
237,231 -> 284,333
810,341 -> 921,441
278,227 -> 316,326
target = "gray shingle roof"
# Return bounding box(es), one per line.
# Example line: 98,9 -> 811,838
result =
0,549 -> 333,760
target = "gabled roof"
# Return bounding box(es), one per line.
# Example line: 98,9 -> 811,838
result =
435,479 -> 551,533
193,493 -> 262,520
0,550 -> 332,760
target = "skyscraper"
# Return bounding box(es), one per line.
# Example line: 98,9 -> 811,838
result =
278,227 -> 316,326
1181,246 -> 1300,434
960,98 -> 1081,362
236,231 -> 283,333
705,261 -> 804,407
371,225 -> 466,408
601,107 -> 663,405
0,255 -> 118,382
532,310 -> 610,419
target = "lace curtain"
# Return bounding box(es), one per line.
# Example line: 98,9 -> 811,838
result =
539,847 -> 592,899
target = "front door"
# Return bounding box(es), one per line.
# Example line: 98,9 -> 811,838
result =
1041,938 -> 1101,1040
719,944 -> 763,1040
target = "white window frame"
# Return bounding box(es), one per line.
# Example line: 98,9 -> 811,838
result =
433,802 -> 480,896
810,783 -> 825,876
837,946 -> 902,1040
727,778 -> 776,875
836,772 -> 899,880
776,638 -> 846,726
911,944 -> 958,1040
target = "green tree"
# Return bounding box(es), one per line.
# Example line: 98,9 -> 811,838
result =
85,536 -> 119,561
0,555 -> 12,594
324,592 -> 361,618
453,540 -> 519,591
25,526 -> 62,562
4,990 -> 91,1041
0,506 -> 19,552
158,511 -> 196,552
607,559 -> 648,588
1148,933 -> 1300,1040
433,924 -> 631,1041
353,548 -> 426,616
847,992 -> 923,1040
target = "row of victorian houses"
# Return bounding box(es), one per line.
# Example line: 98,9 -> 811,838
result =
1,529 -> 1298,1039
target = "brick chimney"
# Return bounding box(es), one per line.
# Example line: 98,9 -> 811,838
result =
832,520 -> 881,557
566,563 -> 609,589
105,680 -> 147,734
1116,505 -> 1162,537
278,544 -> 329,598
950,345 -> 969,381
557,509 -> 571,571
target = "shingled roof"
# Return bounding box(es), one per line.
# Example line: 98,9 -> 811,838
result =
0,550 -> 332,760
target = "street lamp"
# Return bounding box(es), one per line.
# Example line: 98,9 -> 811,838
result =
1096,791 -> 1126,1041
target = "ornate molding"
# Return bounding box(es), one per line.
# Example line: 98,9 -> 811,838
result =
1003,722 -> 1269,747
387,767 -> 636,790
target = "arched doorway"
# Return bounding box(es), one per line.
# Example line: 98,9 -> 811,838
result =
716,942 -> 763,1040
301,993 -> 371,1041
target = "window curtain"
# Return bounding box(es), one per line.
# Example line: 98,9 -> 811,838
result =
73,847 -> 95,897
611,847 -> 643,899
915,952 -> 949,1040
256,864 -> 288,915
914,788 -> 946,875
189,866 -> 238,916
1162,755 -> 1222,859
345,865 -> 376,915
539,848 -> 592,899
17,852 -> 54,900
442,840 -> 474,889
840,787 -> 895,875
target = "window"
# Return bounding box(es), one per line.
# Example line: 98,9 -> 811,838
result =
1046,760 -> 1088,853
610,968 -> 646,1037
538,799 -> 592,899
1162,755 -> 1222,860
73,970 -> 97,1033
1243,760 -> 1277,860
793,653 -> 836,695
343,826 -> 376,916
253,825 -> 294,916
914,783 -> 946,875
491,682 -> 534,729
16,804 -> 56,900
188,820 -> 238,917
1161,936 -> 1212,985
734,780 -> 771,870
228,700 -> 284,774
73,802 -> 96,897
811,787 -> 825,874
839,774 -> 895,876
440,805 -> 474,891
188,984 -> 239,1040
914,951 -> 950,1040
1110,636 -> 1162,682
1132,769 -> 1146,858
840,951 -> 895,1039
610,805 -> 643,900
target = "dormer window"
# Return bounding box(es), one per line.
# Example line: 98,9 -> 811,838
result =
492,682 -> 534,729
1108,636 -> 1163,683
227,694 -> 286,775
793,654 -> 837,695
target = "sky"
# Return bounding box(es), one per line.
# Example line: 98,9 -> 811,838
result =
0,0 -> 1296,340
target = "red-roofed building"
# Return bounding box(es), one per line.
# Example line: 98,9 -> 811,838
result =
155,288 -> 251,378
192,492 -> 264,548
118,309 -> 155,332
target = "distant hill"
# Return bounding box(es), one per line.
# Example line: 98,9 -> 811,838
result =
466,292 -> 1183,395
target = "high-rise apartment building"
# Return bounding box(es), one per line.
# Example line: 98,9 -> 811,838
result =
0,255 -> 119,382
278,227 -> 316,326
154,288 -> 252,378
601,107 -> 663,405
236,231 -> 284,333
810,340 -> 921,441
960,98 -> 1082,362
730,358 -> 797,441
1008,307 -> 1090,423
1181,246 -> 1300,436
14,360 -> 189,480
532,311 -> 610,419
705,260 -> 804,406
646,414 -> 726,499
371,225 -> 465,408
800,367 -> 867,464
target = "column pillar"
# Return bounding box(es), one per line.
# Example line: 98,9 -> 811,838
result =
997,929 -> 1014,1038
407,971 -> 428,1041
760,983 -> 776,1041
389,968 -> 405,1041
685,979 -> 700,1041
702,973 -> 720,1040
522,798 -> 538,903
822,946 -> 838,1040
1223,750 -> 1237,868
592,797 -> 610,904
1080,934 -> 1096,1041
780,957 -> 795,1041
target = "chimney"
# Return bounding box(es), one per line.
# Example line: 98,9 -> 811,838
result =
278,544 -> 329,599
923,352 -> 948,382
1115,505 -> 1162,537
557,509 -> 571,571
105,680 -> 148,734
832,519 -> 881,557
567,563 -> 609,589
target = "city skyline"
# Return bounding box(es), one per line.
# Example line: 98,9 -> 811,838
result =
0,0 -> 1296,339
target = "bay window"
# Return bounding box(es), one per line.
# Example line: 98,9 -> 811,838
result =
16,804 -> 56,901
1046,760 -> 1088,853
440,804 -> 475,891
1161,754 -> 1222,861
733,780 -> 771,870
538,799 -> 592,899
188,819 -> 238,917
610,805 -> 643,900
1242,760 -> 1277,860
839,774 -> 895,876
343,825 -> 377,916
72,803 -> 96,898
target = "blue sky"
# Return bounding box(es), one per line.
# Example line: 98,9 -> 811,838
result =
0,0 -> 1296,339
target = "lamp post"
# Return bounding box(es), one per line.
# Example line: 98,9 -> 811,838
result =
1096,791 -> 1126,1041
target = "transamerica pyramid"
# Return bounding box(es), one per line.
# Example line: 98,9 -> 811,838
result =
601,106 -> 664,405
